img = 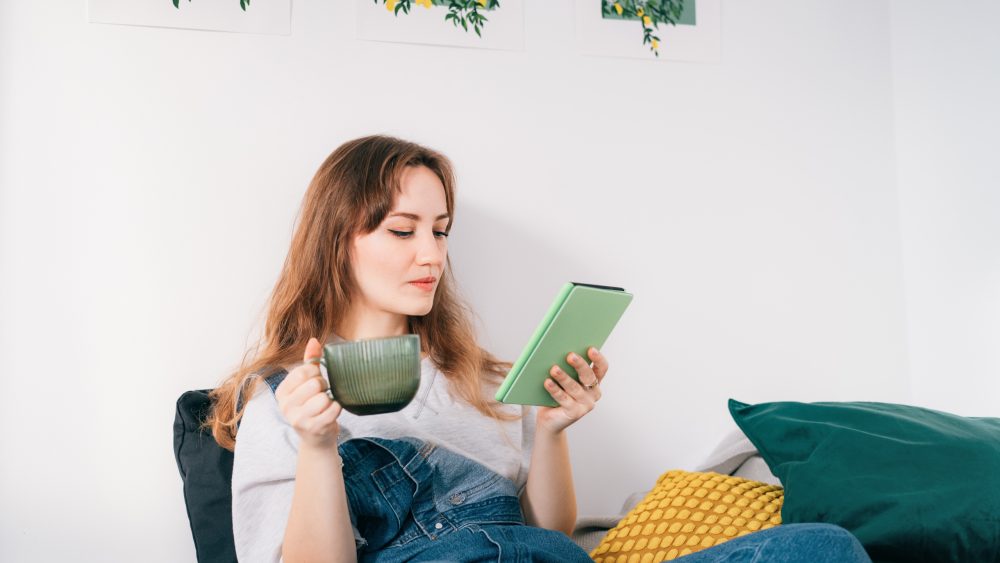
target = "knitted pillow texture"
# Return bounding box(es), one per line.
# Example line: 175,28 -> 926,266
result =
590,470 -> 783,562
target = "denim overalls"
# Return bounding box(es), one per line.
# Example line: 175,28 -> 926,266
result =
264,373 -> 592,562
339,436 -> 592,562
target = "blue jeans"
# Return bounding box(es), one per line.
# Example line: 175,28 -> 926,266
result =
674,523 -> 871,562
339,437 -> 592,562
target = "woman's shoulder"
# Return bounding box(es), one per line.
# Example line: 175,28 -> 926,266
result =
237,372 -> 292,439
231,368 -> 289,415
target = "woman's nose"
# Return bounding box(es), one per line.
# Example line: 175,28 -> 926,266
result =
415,231 -> 445,267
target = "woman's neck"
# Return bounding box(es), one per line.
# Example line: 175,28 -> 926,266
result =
334,305 -> 409,342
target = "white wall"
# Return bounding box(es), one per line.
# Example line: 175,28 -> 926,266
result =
1,1 -> 913,561
889,0 -> 1000,417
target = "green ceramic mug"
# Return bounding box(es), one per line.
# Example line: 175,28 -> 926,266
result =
320,334 -> 421,416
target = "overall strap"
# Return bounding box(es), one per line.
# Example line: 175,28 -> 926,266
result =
234,369 -> 289,414
264,370 -> 288,394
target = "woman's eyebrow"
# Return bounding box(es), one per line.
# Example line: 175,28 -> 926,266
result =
387,212 -> 450,221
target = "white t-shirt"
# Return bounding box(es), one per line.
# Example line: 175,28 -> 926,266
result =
231,355 -> 536,562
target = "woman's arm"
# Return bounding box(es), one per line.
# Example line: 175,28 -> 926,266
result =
519,347 -> 609,536
283,445 -> 356,563
520,427 -> 577,534
277,338 -> 357,563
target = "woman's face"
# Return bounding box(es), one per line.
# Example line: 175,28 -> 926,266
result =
350,165 -> 450,319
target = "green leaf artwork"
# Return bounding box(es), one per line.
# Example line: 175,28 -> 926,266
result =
377,0 -> 500,38
601,0 -> 691,57
172,0 -> 251,11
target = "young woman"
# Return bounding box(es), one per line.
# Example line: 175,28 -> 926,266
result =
208,135 -> 871,563
209,135 -> 602,562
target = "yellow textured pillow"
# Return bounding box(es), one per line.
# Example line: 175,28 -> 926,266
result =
590,471 -> 783,562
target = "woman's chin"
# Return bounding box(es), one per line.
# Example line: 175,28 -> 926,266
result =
399,300 -> 435,317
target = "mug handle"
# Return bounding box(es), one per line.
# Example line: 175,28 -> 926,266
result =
319,356 -> 335,401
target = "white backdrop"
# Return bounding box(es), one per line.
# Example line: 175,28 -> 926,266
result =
1,1 -> 991,561
889,0 -> 1000,417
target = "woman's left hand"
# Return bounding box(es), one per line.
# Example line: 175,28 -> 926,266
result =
536,347 -> 609,434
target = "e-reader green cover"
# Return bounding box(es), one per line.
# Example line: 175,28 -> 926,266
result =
495,282 -> 633,407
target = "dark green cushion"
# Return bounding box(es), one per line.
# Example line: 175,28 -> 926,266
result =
728,399 -> 1000,563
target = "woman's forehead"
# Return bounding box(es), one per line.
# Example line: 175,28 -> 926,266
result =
391,167 -> 449,219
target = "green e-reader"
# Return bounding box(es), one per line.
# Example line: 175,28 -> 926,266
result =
495,282 -> 633,407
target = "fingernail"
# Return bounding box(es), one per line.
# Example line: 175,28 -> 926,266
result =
569,353 -> 579,363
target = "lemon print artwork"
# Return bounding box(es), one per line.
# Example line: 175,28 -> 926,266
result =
601,0 -> 693,57
375,0 -> 500,37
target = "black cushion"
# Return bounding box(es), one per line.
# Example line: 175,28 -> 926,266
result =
173,389 -> 238,563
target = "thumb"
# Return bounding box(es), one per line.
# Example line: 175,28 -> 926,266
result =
303,337 -> 322,364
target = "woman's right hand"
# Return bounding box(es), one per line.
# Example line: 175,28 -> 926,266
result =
274,337 -> 343,450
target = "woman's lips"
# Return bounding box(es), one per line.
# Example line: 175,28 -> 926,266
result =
409,281 -> 436,292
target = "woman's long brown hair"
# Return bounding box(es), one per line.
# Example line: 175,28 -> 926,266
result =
207,135 -> 515,451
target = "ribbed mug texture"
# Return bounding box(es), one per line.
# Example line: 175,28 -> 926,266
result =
322,334 -> 421,415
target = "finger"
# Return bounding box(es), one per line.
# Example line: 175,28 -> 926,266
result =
274,363 -> 320,402
587,347 -> 609,382
314,399 -> 343,427
316,401 -> 344,423
274,368 -> 305,402
543,378 -> 588,422
296,398 -> 343,433
545,378 -> 590,420
550,365 -> 593,405
276,337 -> 323,403
298,391 -> 334,419
303,336 -> 322,365
566,352 -> 599,388
545,378 -> 576,410
285,373 -> 328,408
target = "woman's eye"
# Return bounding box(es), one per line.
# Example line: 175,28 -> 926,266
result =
388,229 -> 448,239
